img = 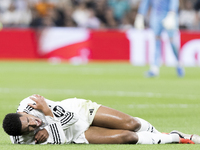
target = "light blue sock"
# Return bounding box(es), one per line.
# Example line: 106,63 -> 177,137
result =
170,42 -> 179,61
154,39 -> 161,67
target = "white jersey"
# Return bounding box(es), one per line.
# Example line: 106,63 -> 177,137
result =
10,96 -> 101,144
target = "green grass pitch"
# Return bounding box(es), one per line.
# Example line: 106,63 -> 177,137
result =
0,61 -> 200,150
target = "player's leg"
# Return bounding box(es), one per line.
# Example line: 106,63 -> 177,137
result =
85,126 -> 180,144
170,130 -> 200,144
92,106 -> 140,131
92,105 -> 160,133
145,18 -> 163,77
85,126 -> 138,144
167,30 -> 185,77
167,31 -> 179,60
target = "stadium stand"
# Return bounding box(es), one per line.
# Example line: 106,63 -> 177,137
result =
0,0 -> 199,30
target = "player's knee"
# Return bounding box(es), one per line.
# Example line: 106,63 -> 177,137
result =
123,117 -> 141,131
120,131 -> 138,144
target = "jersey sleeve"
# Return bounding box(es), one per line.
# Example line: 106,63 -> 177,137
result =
18,97 -> 79,129
169,0 -> 179,12
42,116 -> 67,144
138,0 -> 151,16
17,97 -> 36,113
58,111 -> 79,130
10,135 -> 35,144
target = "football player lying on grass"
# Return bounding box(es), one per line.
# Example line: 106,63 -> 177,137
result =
3,94 -> 200,144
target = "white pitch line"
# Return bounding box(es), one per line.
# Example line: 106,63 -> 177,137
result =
0,87 -> 200,100
127,104 -> 200,109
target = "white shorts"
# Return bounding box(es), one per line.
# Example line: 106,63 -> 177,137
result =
60,98 -> 101,144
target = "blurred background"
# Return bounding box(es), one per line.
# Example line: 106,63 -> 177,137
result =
0,0 -> 199,66
0,0 -> 200,30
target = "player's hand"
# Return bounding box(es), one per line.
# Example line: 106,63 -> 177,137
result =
0,22 -> 3,31
35,128 -> 49,144
29,94 -> 53,117
134,14 -> 145,29
162,11 -> 176,30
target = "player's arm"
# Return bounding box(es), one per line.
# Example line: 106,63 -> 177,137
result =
138,0 -> 151,16
34,128 -> 49,144
169,0 -> 179,12
134,0 -> 151,29
58,111 -> 79,130
30,95 -> 79,130
29,95 -> 53,117
162,0 -> 179,30
10,135 -> 35,144
29,95 -> 68,144
41,116 -> 67,144
17,96 -> 37,113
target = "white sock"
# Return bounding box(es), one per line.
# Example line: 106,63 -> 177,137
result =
136,131 -> 180,144
150,65 -> 159,75
135,117 -> 161,134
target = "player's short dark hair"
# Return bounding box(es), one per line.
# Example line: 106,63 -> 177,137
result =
3,113 -> 23,136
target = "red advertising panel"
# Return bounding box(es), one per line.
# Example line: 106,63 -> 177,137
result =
0,28 -> 38,59
89,30 -> 130,60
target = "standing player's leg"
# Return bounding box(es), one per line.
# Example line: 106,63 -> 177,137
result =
145,18 -> 163,77
92,105 -> 160,134
167,30 -> 185,77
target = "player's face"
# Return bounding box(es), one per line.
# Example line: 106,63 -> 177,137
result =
20,114 -> 43,134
